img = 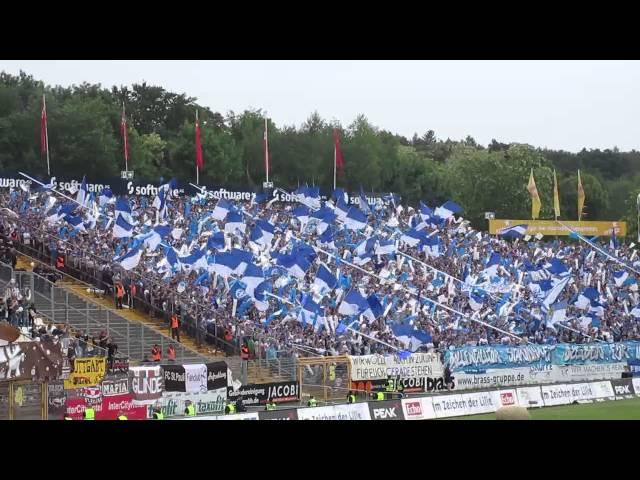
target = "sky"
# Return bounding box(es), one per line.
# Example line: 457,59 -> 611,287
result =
1,60 -> 639,152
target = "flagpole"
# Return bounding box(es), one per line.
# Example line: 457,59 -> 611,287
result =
122,101 -> 128,172
43,95 -> 51,176
196,110 -> 199,185
264,118 -> 269,185
333,142 -> 338,190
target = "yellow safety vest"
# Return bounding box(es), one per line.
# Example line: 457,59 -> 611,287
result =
186,405 -> 196,416
266,403 -> 277,411
376,392 -> 385,401
118,415 -> 128,420
153,411 -> 164,420
226,403 -> 236,414
308,398 -> 318,407
84,407 -> 95,420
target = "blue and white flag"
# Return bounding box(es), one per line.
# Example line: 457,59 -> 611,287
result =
224,212 -> 246,235
332,188 -> 349,205
241,263 -> 265,298
276,254 -> 310,280
115,198 -> 133,224
468,292 -> 484,311
116,246 -> 142,271
498,224 -> 527,239
211,198 -> 232,221
64,214 -> 86,232
293,206 -> 310,228
76,175 -> 88,208
542,276 -> 571,309
295,186 -> 321,210
480,252 -> 502,278
375,238 -> 396,256
547,300 -> 568,330
113,214 -> 135,238
614,271 -> 630,287
574,287 -> 599,310
362,294 -> 384,322
98,188 -> 113,207
335,196 -> 350,221
630,305 -> 640,318
400,228 -> 426,247
298,296 -> 324,328
421,235 -> 441,258
419,201 -> 433,221
209,252 -> 243,278
344,208 -> 368,231
434,200 -> 463,220
358,188 -> 371,214
317,229 -> 335,249
253,219 -> 275,246
546,258 -> 569,276
143,225 -> 171,251
391,323 -> 432,352
207,231 -> 226,251
179,249 -> 208,271
354,237 -> 376,257
152,179 -> 177,210
314,264 -> 337,292
338,290 -> 369,316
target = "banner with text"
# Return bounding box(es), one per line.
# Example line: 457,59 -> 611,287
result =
63,357 -> 107,390
349,353 -> 444,381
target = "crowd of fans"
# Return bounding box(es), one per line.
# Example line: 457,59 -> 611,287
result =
0,182 -> 638,362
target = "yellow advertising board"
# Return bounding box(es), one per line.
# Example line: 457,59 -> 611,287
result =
489,219 -> 626,237
63,357 -> 107,390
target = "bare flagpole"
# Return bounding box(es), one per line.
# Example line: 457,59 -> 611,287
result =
43,95 -> 51,176
196,110 -> 199,186
333,140 -> 337,191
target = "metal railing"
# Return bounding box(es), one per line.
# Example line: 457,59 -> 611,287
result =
0,261 -> 208,364
13,238 -> 239,357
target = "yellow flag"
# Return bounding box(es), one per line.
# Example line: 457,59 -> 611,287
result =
527,169 -> 541,219
553,169 -> 560,219
577,169 -> 585,221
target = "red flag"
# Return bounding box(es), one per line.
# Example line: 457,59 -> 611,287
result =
333,128 -> 344,177
120,102 -> 130,166
264,119 -> 269,178
195,112 -> 204,170
40,95 -> 48,158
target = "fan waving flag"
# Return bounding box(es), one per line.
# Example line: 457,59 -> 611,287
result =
498,224 -> 528,239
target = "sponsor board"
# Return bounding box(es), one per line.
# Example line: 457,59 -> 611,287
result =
258,409 -> 299,420
633,378 -> 640,394
64,357 -> 107,389
217,412 -> 260,420
297,403 -> 371,420
129,366 -> 163,404
368,400 -> 404,420
401,398 -> 436,420
553,363 -> 626,382
147,388 -> 226,418
489,219 -> 626,237
516,387 -> 544,408
65,393 -> 146,420
540,382 -> 604,406
349,353 -> 444,381
610,378 -> 635,397
227,381 -> 300,406
206,362 -> 229,390
590,381 -> 615,399
491,389 -> 517,408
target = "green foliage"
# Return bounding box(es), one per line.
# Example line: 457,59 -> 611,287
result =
0,69 -> 638,235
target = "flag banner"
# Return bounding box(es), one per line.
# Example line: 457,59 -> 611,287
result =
333,128 -> 345,177
489,219 -> 626,237
527,169 -> 542,220
577,169 -> 586,221
553,169 -> 560,219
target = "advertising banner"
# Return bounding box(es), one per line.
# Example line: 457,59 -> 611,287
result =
258,409 -> 299,420
63,357 -> 107,389
368,400 -> 404,420
516,387 -> 544,408
349,353 -> 444,381
227,381 -> 300,406
184,363 -> 208,394
206,362 -> 229,390
401,397 -> 436,420
609,379 -> 634,398
64,393 -> 146,420
489,219 -> 626,237
297,403 -> 371,420
100,374 -> 129,397
148,389 -> 227,418
107,357 -> 130,375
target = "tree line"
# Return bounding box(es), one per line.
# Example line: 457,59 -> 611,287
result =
1,70 -> 639,233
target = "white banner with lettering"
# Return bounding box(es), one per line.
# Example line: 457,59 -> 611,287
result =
297,403 -> 371,420
349,353 -> 444,381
